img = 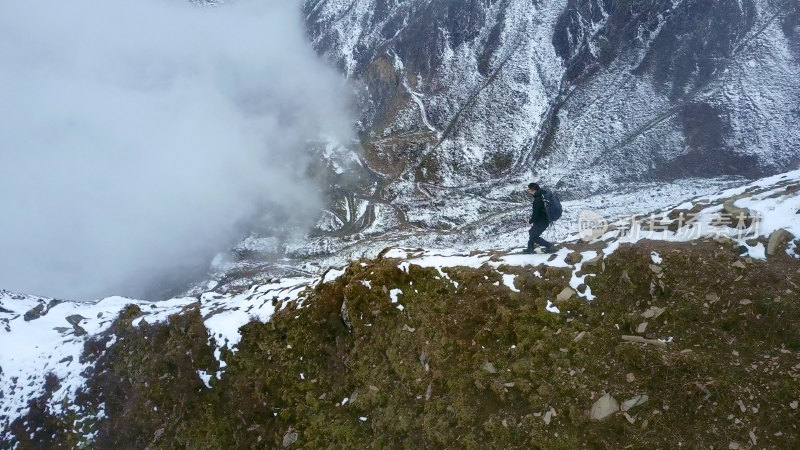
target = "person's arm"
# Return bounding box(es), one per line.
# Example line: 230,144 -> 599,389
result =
527,201 -> 536,225
531,197 -> 543,222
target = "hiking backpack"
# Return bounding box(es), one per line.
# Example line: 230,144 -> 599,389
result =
542,189 -> 563,223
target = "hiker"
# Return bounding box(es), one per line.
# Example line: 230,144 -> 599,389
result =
523,182 -> 554,254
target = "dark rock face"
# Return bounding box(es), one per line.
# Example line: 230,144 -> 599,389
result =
638,0 -> 756,98
305,0 -> 799,194
660,102 -> 761,179
553,0 -> 659,84
783,5 -> 800,60
530,0 -> 796,189
395,0 -> 489,76
554,0 -> 758,97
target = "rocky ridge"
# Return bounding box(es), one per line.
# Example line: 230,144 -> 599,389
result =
1,169 -> 799,447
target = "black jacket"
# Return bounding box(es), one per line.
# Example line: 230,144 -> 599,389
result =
529,191 -> 548,225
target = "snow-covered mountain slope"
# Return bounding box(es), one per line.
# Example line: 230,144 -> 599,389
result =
0,277 -> 314,436
215,1 -> 800,280
2,169 -> 798,444
305,0 -> 799,189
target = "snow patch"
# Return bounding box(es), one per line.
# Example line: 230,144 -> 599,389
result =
322,268 -> 346,284
383,248 -> 410,259
198,370 -> 213,389
389,289 -> 403,303
502,274 -> 520,293
650,252 -> 663,264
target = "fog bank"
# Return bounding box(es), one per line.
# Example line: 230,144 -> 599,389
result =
0,0 -> 351,300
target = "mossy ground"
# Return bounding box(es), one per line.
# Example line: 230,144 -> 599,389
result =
6,239 -> 800,448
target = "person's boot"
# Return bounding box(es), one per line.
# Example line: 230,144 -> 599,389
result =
522,247 -> 535,254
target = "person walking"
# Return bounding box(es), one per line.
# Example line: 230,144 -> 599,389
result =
523,183 -> 554,254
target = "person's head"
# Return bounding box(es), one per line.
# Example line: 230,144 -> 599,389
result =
527,182 -> 540,195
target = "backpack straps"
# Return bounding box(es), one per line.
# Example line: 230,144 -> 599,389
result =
541,189 -> 554,225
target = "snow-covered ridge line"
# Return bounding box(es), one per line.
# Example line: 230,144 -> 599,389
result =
377,167 -> 800,307
0,276 -> 316,433
1,168 -> 798,437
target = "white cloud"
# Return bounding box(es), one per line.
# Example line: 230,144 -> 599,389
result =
0,0 -> 351,300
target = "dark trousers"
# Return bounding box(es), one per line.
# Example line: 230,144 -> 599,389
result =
527,222 -> 552,250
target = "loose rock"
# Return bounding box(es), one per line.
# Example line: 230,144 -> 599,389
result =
282,428 -> 298,448
565,252 -> 583,265
641,306 -> 666,319
590,393 -> 619,421
767,229 -> 794,256
722,200 -> 751,227
621,394 -> 649,411
583,254 -> 603,267
66,314 -> 87,336
340,299 -> 352,332
556,287 -> 575,302
622,335 -> 667,348
23,303 -> 45,322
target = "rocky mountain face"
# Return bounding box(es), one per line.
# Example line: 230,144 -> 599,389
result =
305,0 -> 800,196
209,0 -> 800,285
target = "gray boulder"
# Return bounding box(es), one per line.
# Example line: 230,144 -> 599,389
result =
767,229 -> 794,256
590,393 -> 619,421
